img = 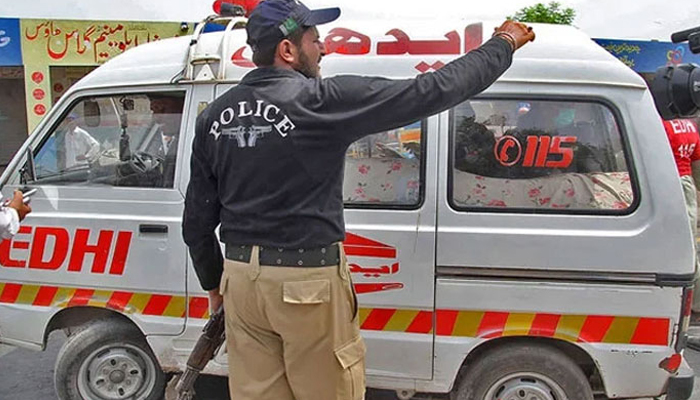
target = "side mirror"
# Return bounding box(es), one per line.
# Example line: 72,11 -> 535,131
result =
19,147 -> 36,185
651,63 -> 700,120
83,100 -> 101,127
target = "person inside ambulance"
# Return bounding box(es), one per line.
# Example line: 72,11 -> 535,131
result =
0,190 -> 31,240
515,101 -> 608,174
453,102 -> 505,177
146,94 -> 184,187
58,112 -> 100,170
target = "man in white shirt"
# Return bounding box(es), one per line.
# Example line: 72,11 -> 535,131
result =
0,190 -> 31,240
62,113 -> 100,169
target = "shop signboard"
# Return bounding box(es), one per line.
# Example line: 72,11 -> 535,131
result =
20,19 -> 191,131
594,38 -> 700,73
0,18 -> 22,66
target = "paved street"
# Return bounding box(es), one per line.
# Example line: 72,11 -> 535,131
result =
0,332 -> 402,400
1,331 -> 699,399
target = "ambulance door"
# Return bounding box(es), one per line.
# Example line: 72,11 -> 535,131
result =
181,83 -> 218,313
343,116 -> 438,380
433,97 -> 678,386
175,83 -> 224,368
1,87 -> 190,337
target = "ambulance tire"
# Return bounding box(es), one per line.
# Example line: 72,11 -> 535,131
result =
54,320 -> 166,400
452,343 -> 593,400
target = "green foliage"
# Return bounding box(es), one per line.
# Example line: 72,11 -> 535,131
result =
509,2 -> 576,25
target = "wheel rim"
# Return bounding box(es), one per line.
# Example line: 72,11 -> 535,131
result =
483,372 -> 569,400
77,343 -> 157,400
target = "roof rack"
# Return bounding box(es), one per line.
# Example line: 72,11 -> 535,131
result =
179,9 -> 248,82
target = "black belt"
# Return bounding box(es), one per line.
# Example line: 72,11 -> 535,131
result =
225,244 -> 340,267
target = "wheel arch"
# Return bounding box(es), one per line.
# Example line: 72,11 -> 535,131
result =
455,336 -> 606,395
45,306 -> 144,343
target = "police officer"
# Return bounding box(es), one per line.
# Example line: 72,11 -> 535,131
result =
1,191 -> 31,240
182,1 -> 535,399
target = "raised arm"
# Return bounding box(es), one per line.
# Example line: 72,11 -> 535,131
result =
313,21 -> 535,144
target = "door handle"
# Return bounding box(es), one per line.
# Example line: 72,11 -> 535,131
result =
139,224 -> 168,234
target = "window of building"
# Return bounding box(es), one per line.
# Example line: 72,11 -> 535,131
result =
450,99 -> 635,212
50,66 -> 97,104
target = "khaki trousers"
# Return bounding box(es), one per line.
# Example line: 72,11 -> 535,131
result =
680,175 -> 700,312
220,244 -> 366,400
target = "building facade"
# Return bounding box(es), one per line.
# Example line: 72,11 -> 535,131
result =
0,17 -> 191,172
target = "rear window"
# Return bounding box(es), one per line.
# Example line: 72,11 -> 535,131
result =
450,99 -> 635,212
344,121 -> 423,208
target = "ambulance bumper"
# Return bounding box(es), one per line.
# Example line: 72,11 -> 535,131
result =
666,358 -> 695,400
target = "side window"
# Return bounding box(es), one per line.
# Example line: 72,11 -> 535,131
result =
344,121 -> 423,207
450,99 -> 635,212
32,92 -> 185,188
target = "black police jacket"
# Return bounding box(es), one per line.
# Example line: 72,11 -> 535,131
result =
183,37 -> 512,290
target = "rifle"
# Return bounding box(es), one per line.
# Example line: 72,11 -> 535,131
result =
164,306 -> 226,400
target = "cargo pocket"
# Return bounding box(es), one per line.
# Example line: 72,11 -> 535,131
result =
335,335 -> 366,400
215,271 -> 231,316
282,280 -> 331,304
338,257 -> 359,321
349,280 -> 359,321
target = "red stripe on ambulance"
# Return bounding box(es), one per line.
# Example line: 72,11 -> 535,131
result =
435,310 -> 459,336
476,312 -> 510,339
529,313 -> 561,337
631,318 -> 670,346
143,295 -> 173,316
107,291 -> 134,312
344,232 -> 397,259
0,283 -> 22,303
68,289 -> 95,307
0,280 -> 672,346
406,310 -> 433,334
578,315 -> 615,343
362,308 -> 396,330
188,297 -> 210,319
33,286 -> 59,306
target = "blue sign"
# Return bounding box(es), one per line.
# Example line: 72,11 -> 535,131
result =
594,38 -> 700,74
200,23 -> 226,33
0,18 -> 22,66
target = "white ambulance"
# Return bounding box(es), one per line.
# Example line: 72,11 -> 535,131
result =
0,14 -> 696,400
